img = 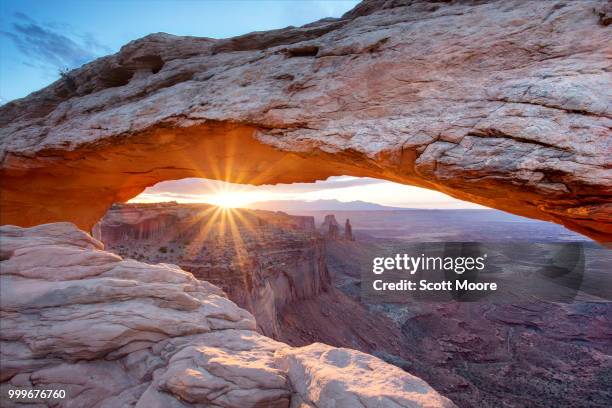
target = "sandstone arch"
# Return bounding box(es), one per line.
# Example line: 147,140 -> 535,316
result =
1,0 -> 611,241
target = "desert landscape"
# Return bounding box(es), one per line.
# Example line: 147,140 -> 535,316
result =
90,201 -> 612,407
1,0 -> 611,407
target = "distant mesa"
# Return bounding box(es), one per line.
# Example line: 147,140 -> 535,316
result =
248,199 -> 405,212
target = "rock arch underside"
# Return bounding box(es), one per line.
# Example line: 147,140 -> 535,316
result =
1,0 -> 611,241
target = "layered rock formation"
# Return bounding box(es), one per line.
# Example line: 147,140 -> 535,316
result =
320,214 -> 341,240
320,214 -> 355,241
1,0 -> 610,241
95,202 -> 327,338
344,219 -> 355,241
0,222 -> 454,408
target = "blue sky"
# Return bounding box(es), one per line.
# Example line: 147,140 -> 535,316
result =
0,0 -> 359,103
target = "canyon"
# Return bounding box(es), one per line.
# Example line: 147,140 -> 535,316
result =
0,222 -> 454,407
0,0 -> 610,241
94,203 -> 397,356
325,237 -> 612,407
92,202 -> 612,407
95,202 -> 332,339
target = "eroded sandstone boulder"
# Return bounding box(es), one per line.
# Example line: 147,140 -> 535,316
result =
0,222 -> 454,407
0,0 -> 610,241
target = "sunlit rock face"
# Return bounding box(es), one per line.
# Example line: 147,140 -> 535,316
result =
0,222 -> 454,408
95,202 -> 328,338
0,0 -> 610,240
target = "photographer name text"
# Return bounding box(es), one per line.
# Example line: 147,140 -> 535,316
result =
371,253 -> 497,292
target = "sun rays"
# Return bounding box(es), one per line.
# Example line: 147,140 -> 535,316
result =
177,202 -> 267,266
123,130 -> 285,209
123,129 -> 275,258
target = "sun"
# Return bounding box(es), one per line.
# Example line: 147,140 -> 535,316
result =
206,192 -> 253,209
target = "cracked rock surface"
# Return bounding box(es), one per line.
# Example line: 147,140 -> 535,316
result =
0,222 -> 454,407
0,0 -> 610,240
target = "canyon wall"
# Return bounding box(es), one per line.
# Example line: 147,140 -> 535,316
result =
95,202 -> 328,338
1,0 -> 610,241
325,237 -> 612,407
96,202 -> 420,367
0,222 -> 454,407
